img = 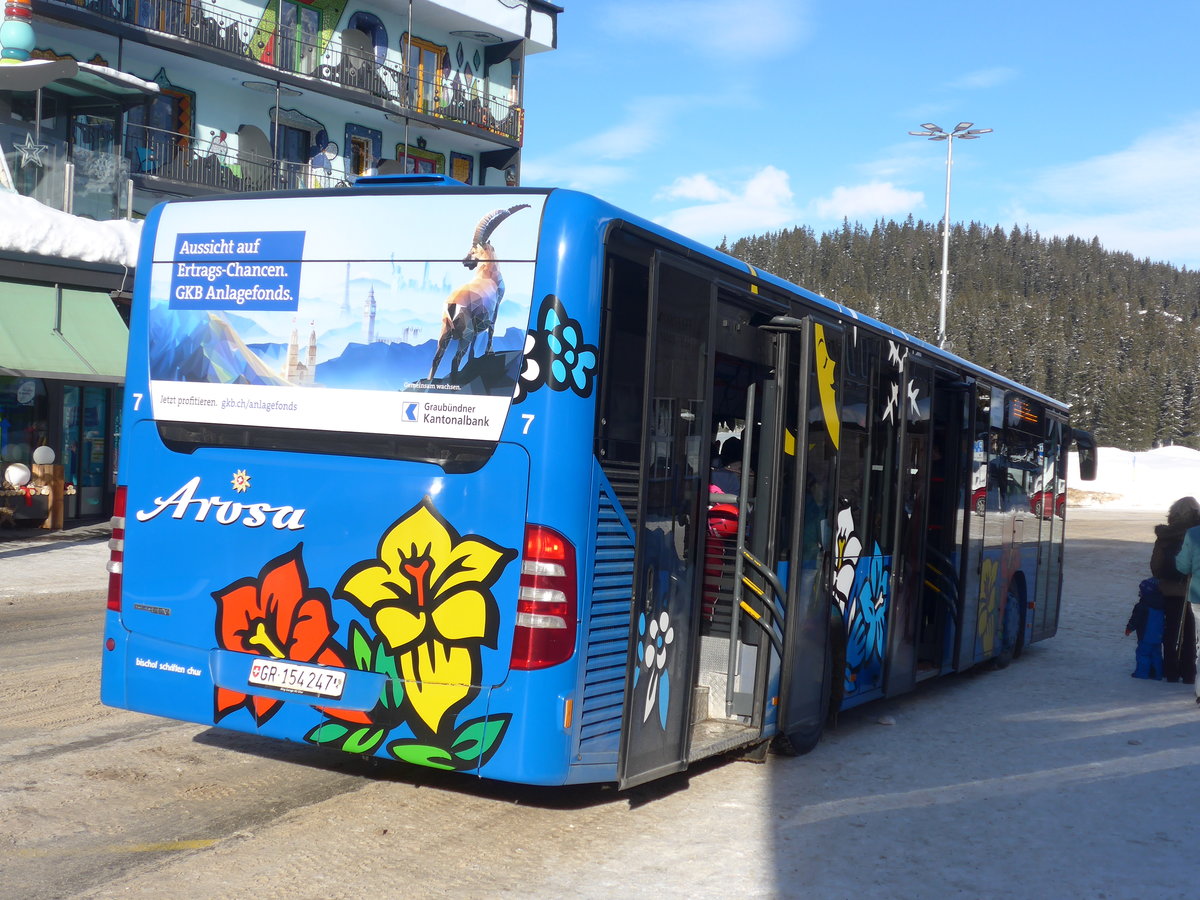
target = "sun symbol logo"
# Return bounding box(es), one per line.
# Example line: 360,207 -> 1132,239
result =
231,470 -> 251,493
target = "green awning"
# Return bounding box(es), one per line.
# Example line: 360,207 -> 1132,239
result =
0,282 -> 127,382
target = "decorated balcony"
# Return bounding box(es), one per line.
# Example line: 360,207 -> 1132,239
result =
37,0 -> 525,144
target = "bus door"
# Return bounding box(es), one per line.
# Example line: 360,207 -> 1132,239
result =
916,371 -> 970,675
693,307 -> 782,751
617,253 -> 713,788
769,316 -> 842,752
884,359 -> 933,695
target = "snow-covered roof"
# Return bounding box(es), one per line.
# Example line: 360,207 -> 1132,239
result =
0,193 -> 140,268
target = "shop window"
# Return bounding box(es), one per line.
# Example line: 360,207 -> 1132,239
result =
60,384 -> 112,519
0,376 -> 49,467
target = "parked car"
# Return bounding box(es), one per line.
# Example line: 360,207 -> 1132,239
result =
1029,481 -> 1066,518
971,472 -> 1028,514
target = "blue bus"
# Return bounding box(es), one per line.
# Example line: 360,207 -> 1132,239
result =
100,175 -> 1097,788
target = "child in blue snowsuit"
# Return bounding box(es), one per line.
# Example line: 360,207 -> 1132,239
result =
1126,578 -> 1166,679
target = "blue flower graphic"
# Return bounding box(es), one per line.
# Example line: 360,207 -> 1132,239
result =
514,295 -> 598,403
547,320 -> 597,393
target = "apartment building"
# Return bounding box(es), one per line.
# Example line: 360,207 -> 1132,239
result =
0,0 -> 560,523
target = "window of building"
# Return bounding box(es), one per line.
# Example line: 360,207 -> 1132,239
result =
402,34 -> 446,113
275,122 -> 311,189
350,135 -> 371,175
280,0 -> 321,74
343,124 -> 381,180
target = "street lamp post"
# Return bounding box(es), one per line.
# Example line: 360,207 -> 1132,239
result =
908,122 -> 992,348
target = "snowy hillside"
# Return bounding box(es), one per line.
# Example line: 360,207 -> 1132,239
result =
1069,445 -> 1200,511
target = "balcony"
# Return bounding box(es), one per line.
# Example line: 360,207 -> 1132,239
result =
125,122 -> 348,194
39,0 -> 524,144
1,122 -> 134,219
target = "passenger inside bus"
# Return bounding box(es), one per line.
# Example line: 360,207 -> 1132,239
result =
710,437 -> 743,498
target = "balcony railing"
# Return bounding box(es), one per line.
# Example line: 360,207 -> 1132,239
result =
43,0 -> 524,144
1,123 -> 133,219
125,122 -> 348,193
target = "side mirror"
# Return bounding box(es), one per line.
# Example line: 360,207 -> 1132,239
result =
1072,429 -> 1098,481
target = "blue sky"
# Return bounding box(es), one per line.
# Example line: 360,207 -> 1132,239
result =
522,1 -> 1200,270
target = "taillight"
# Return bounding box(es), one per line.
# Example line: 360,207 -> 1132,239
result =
511,524 -> 577,670
106,486 -> 126,612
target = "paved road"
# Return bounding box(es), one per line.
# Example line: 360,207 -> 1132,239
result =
1,510 -> 1195,899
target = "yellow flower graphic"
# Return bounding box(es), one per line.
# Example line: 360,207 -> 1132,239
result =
336,499 -> 515,738
977,557 -> 999,655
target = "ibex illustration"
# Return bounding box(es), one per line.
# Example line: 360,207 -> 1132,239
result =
428,203 -> 530,380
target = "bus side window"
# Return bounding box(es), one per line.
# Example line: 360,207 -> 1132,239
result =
596,252 -> 650,467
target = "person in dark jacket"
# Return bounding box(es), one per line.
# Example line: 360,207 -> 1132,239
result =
1150,496 -> 1200,683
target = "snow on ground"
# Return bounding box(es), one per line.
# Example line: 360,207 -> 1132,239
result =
1069,445 -> 1200,511
0,192 -> 140,266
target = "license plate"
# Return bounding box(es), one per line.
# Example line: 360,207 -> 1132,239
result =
248,659 -> 346,699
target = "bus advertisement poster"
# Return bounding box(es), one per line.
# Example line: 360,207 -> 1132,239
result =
142,193 -> 546,441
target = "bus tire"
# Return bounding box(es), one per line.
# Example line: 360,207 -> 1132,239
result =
995,580 -> 1026,668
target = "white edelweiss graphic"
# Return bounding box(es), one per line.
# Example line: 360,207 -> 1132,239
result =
640,610 -> 675,724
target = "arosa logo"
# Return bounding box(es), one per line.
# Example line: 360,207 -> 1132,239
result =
135,476 -> 306,530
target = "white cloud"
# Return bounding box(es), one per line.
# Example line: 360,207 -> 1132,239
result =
603,0 -> 811,57
586,97 -> 677,161
518,157 -> 632,192
1012,115 -> 1200,267
654,166 -> 799,242
950,67 -> 1018,89
651,170 -> 932,245
522,96 -> 701,194
812,182 -> 924,220
656,173 -> 730,203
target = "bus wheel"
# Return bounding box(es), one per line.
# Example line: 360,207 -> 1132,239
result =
995,581 -> 1026,668
975,496 -> 986,515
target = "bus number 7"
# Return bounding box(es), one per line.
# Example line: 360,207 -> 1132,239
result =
521,414 -> 534,435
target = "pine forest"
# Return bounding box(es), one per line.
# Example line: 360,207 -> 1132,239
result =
720,219 -> 1200,452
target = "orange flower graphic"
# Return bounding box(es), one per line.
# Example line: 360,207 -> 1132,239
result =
212,544 -> 342,725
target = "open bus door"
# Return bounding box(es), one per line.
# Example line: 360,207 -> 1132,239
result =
615,253 -> 713,788
767,315 -> 843,753
611,251 -> 787,788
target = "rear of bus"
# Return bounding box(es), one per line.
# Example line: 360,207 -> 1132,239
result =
100,181 -> 603,785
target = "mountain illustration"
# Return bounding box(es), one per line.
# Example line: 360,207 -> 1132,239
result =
316,326 -> 525,391
149,309 -> 290,385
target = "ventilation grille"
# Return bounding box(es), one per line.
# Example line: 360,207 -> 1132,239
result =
576,484 -> 635,762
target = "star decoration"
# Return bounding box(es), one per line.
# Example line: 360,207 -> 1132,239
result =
883,381 -> 899,424
16,131 -> 47,168
907,380 -> 922,417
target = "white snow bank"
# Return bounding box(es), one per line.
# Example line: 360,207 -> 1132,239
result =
0,193 -> 141,267
1069,445 -> 1200,512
